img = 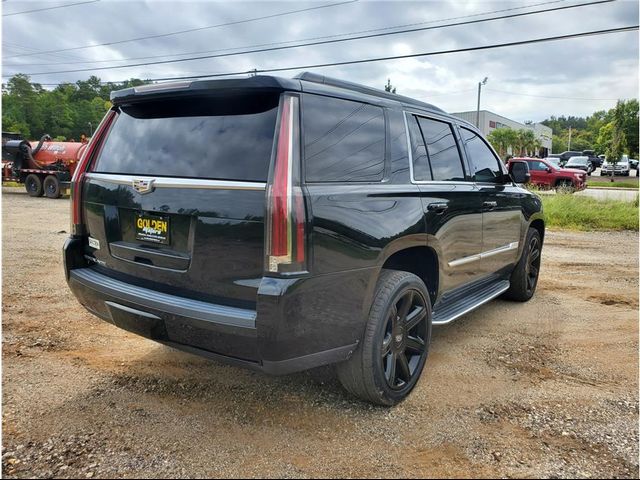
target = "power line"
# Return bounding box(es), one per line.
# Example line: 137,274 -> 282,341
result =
485,88 -> 623,101
3,0 -> 568,67
3,0 -> 358,59
9,0 -> 617,76
2,0 -> 99,17
3,41 -> 92,63
24,25 -> 639,86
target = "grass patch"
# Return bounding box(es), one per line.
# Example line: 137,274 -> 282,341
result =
2,181 -> 22,188
541,194 -> 638,231
587,181 -> 638,189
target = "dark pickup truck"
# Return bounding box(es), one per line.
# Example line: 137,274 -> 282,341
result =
64,73 -> 545,405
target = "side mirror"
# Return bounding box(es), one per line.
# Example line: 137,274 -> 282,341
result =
545,167 -> 552,173
508,161 -> 530,184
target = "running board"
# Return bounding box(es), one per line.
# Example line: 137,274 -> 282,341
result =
432,280 -> 510,326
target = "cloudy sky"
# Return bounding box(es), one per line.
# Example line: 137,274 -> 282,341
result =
2,0 -> 638,122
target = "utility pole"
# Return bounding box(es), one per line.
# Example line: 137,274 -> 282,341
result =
476,77 -> 488,128
88,122 -> 93,137
567,126 -> 572,150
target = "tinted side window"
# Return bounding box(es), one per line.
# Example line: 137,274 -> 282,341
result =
303,94 -> 385,182
528,160 -> 547,171
416,117 -> 465,181
407,115 -> 431,181
461,127 -> 503,183
388,109 -> 410,180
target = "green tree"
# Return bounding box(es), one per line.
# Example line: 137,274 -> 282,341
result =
604,101 -> 628,180
487,127 -> 518,158
595,122 -> 614,154
620,99 -> 639,158
515,129 -> 536,156
2,74 -> 150,140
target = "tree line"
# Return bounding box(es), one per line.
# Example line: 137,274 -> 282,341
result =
2,74 -> 149,141
485,99 -> 638,161
540,99 -> 638,158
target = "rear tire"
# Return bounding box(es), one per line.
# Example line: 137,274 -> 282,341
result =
504,228 -> 542,302
43,175 -> 61,199
25,174 -> 43,197
337,270 -> 432,406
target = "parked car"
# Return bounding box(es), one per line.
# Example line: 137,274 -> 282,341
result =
629,158 -> 638,170
558,150 -> 583,166
565,156 -> 594,175
582,150 -> 602,168
544,157 -> 562,169
601,156 -> 631,176
63,72 -> 545,406
508,157 -> 587,191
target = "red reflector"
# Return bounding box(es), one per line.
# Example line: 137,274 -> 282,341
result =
295,191 -> 305,263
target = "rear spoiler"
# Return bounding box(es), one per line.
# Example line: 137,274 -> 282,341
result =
110,75 -> 300,105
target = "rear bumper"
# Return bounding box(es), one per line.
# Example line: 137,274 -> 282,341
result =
64,238 -> 362,375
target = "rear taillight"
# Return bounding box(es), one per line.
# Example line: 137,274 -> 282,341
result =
70,109 -> 117,236
266,94 -> 307,274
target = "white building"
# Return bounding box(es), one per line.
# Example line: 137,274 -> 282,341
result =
451,110 -> 553,157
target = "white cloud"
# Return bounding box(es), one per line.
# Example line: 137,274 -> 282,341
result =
2,0 -> 638,120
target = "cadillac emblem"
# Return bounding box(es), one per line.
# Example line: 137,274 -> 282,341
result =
132,178 -> 155,194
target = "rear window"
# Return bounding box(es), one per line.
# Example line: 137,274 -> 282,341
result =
92,94 -> 279,182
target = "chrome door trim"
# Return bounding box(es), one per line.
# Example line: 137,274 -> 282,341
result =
448,242 -> 519,268
85,173 -> 266,191
403,111 -> 474,186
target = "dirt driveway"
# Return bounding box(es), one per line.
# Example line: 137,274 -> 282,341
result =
2,187 -> 638,479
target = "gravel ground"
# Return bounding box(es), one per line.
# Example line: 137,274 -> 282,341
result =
2,187 -> 638,479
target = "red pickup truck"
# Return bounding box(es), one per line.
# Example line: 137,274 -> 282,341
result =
507,157 -> 587,192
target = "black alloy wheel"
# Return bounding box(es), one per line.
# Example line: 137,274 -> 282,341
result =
525,235 -> 541,294
381,289 -> 428,390
504,227 -> 542,302
336,270 -> 432,406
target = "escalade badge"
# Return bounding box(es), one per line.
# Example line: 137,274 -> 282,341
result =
133,178 -> 155,194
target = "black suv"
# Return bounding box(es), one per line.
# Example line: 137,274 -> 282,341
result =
64,73 -> 544,406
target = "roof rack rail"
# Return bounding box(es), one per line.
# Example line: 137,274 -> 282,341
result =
294,72 -> 444,113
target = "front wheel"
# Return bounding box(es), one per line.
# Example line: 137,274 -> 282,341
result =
337,270 -> 432,406
504,228 -> 542,302
555,180 -> 575,194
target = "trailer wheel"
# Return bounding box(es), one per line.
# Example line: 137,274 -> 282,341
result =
25,174 -> 43,197
43,175 -> 61,199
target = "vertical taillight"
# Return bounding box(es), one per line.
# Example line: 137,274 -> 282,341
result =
266,94 -> 307,274
70,109 -> 117,236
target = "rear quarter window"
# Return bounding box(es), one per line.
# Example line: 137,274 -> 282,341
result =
92,94 -> 279,182
302,94 -> 385,182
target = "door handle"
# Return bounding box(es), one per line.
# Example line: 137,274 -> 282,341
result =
427,202 -> 448,214
483,201 -> 498,210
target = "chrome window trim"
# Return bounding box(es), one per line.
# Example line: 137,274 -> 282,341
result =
403,111 -> 416,183
403,111 -> 473,186
448,242 -> 519,268
85,173 -> 266,191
